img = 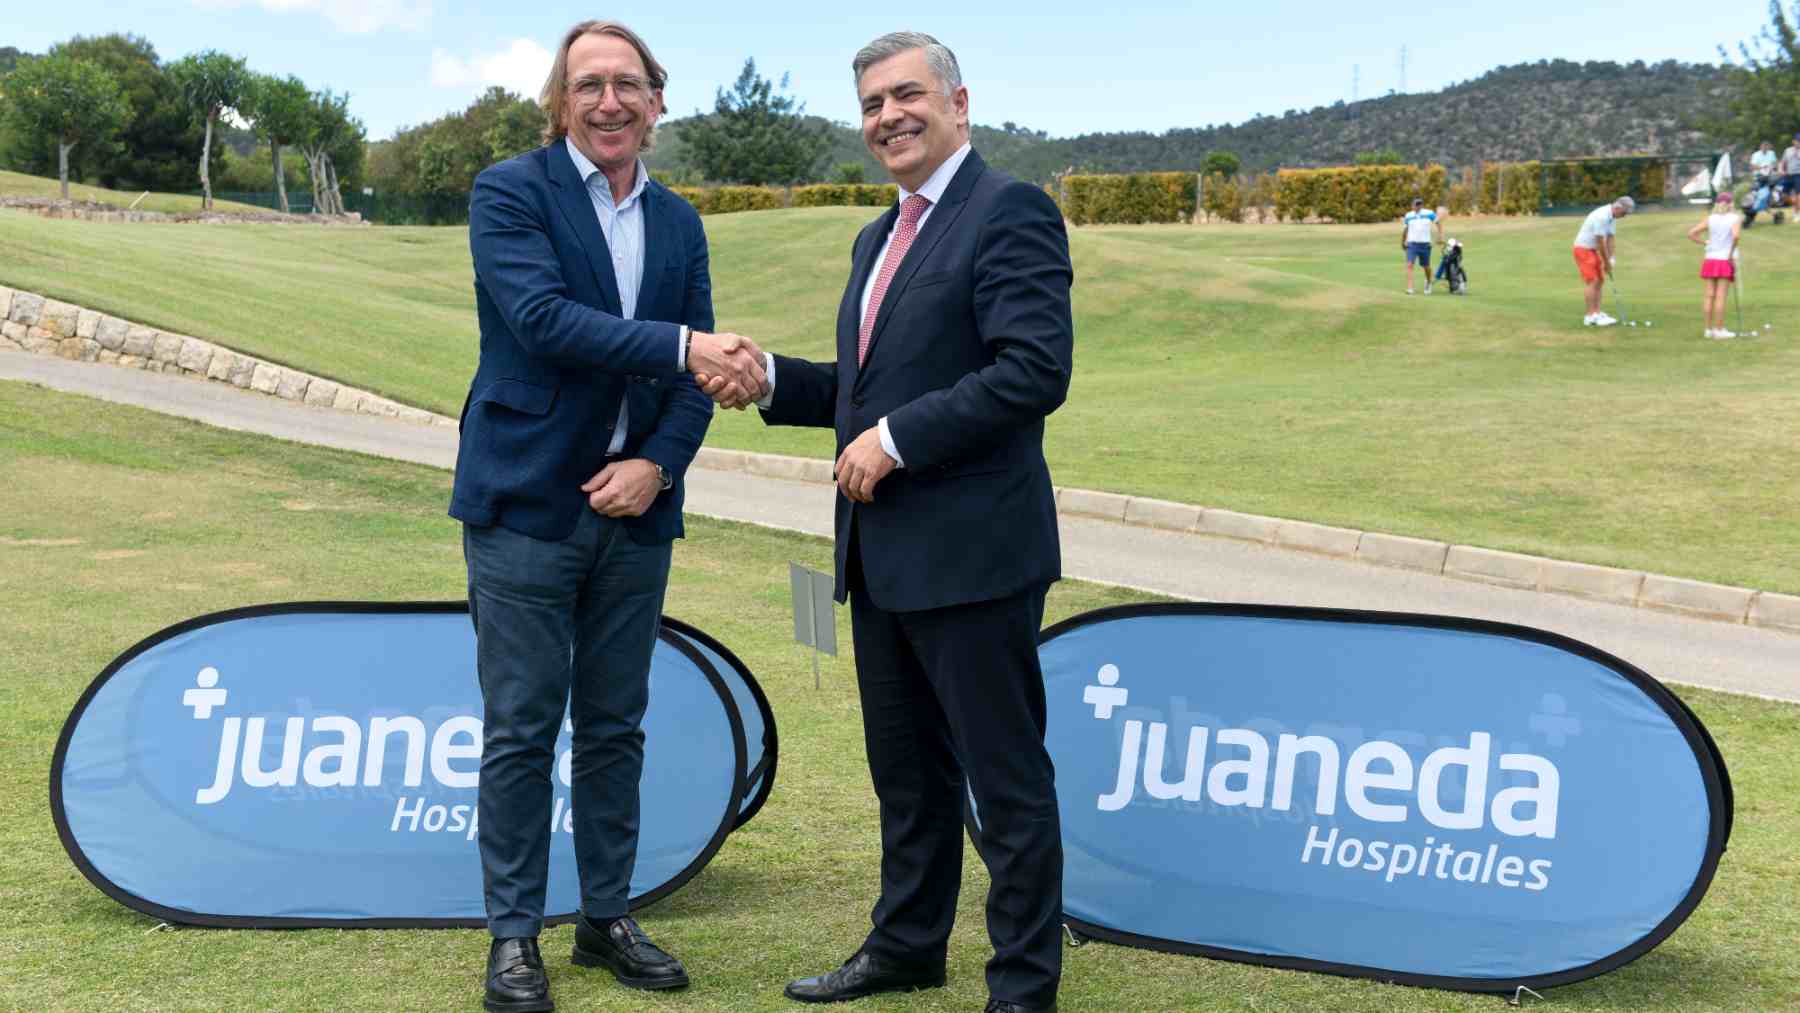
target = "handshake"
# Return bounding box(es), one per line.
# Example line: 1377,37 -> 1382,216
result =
686,330 -> 769,410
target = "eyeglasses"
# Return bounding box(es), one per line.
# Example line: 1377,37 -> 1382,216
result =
567,75 -> 652,104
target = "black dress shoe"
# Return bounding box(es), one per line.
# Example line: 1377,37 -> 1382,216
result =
984,1001 -> 1056,1013
571,914 -> 690,990
484,937 -> 553,1013
784,950 -> 947,1003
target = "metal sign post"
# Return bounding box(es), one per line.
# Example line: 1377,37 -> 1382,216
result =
788,563 -> 837,688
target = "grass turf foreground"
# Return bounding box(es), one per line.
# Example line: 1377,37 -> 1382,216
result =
0,380 -> 1795,1011
0,205 -> 1795,596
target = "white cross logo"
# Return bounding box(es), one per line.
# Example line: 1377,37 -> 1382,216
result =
1529,693 -> 1581,746
1084,663 -> 1128,719
183,666 -> 228,719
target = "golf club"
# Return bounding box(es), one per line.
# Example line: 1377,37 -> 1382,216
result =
1732,248 -> 1763,336
1733,252 -> 1745,336
1610,270 -> 1636,327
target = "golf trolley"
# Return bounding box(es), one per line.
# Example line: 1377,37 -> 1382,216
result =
1742,173 -> 1788,229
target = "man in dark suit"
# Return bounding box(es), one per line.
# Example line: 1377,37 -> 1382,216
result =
452,19 -> 766,1013
700,30 -> 1073,1013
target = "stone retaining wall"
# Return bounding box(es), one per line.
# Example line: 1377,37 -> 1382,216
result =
0,285 -> 449,427
0,197 -> 366,225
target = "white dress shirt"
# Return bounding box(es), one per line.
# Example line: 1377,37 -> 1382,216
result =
760,142 -> 975,467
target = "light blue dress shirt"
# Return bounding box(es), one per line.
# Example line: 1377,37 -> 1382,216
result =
565,137 -> 656,455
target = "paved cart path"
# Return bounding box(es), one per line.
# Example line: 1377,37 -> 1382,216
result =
5,348 -> 1793,703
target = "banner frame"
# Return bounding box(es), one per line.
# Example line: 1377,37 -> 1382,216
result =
50,601 -> 750,930
661,615 -> 780,830
1017,602 -> 1732,994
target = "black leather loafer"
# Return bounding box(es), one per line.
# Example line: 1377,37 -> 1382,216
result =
984,1000 -> 1056,1013
571,914 -> 690,990
484,937 -> 553,1013
783,950 -> 946,1003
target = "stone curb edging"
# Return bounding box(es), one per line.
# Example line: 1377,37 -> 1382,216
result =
691,446 -> 1799,636
9,283 -> 1790,637
0,286 -> 453,429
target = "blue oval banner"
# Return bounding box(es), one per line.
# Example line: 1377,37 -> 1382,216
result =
51,603 -> 771,928
1020,604 -> 1730,992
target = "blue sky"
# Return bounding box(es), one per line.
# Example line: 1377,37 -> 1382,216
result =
7,2 -> 1779,141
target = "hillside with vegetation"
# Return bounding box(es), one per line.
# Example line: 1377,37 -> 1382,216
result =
646,58 -> 1732,184
1,36 -> 1742,204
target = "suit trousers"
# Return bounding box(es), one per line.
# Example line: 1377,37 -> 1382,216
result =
849,550 -> 1063,1007
463,508 -> 672,938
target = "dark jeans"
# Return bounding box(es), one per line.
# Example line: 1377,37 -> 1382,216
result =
463,508 -> 672,939
850,563 -> 1062,1008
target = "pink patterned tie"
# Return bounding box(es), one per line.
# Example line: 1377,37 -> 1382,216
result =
858,194 -> 931,366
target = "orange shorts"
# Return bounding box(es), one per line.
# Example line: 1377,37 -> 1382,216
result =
1573,246 -> 1605,283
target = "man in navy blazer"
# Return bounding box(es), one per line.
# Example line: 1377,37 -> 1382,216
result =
700,31 -> 1073,1013
451,20 -> 766,1013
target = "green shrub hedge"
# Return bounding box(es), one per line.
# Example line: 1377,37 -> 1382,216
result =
1446,182 -> 1476,215
1273,165 -> 1449,223
665,182 -> 903,216
1477,162 -> 1539,215
1061,172 -> 1197,225
791,183 -> 899,207
653,158 -> 1670,223
1199,172 -> 1243,222
665,185 -> 784,215
667,185 -> 714,212
1476,160 -> 1668,215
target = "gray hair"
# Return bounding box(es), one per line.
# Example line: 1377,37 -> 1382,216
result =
1613,195 -> 1636,213
852,31 -> 962,93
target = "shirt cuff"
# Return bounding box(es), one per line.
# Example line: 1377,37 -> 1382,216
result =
877,416 -> 904,468
677,325 -> 690,371
755,353 -> 776,410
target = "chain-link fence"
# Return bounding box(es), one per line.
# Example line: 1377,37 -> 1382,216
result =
340,191 -> 471,226
185,190 -> 471,225
201,190 -> 315,214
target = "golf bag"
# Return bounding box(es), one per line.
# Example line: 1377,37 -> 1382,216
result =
1436,238 -> 1468,294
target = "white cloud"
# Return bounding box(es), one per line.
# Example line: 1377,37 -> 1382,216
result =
431,39 -> 553,101
192,0 -> 433,34
429,50 -> 474,87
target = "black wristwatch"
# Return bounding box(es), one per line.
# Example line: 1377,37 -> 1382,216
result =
653,463 -> 673,491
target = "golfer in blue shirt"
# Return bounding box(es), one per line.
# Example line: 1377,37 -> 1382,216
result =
1401,197 -> 1442,294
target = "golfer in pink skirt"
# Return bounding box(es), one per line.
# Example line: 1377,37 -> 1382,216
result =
1688,192 -> 1741,339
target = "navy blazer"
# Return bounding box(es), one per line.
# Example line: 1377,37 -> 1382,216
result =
451,143 -> 715,544
762,150 -> 1074,612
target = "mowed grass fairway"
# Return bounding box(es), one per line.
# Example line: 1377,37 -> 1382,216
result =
0,169 -> 271,215
1,205 -> 1796,592
0,380 -> 1796,1011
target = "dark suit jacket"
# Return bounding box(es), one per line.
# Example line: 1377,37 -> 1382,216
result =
762,150 -> 1074,611
450,142 -> 714,544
